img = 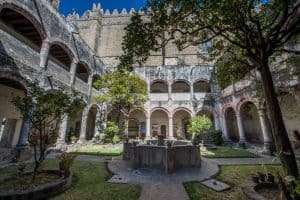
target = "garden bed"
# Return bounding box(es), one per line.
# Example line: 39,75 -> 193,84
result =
0,170 -> 72,200
184,165 -> 283,200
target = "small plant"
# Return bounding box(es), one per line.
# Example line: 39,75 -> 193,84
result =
103,121 -> 120,144
57,153 -> 77,178
188,116 -> 212,145
112,135 -> 121,144
210,130 -> 224,146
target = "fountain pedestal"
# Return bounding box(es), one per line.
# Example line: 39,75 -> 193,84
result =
124,140 -> 201,174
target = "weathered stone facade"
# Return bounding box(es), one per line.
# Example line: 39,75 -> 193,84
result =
0,1 -> 299,155
0,0 -> 105,152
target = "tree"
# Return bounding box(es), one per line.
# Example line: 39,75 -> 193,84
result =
119,9 -> 176,68
94,70 -> 148,137
121,0 -> 300,177
12,81 -> 84,180
188,115 -> 212,141
103,121 -> 120,144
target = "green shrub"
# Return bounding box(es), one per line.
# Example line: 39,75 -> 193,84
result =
188,116 -> 212,144
112,135 -> 121,144
103,121 -> 120,144
210,130 -> 224,145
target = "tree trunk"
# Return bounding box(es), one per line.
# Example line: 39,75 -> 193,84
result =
162,45 -> 166,66
124,115 -> 129,138
259,61 -> 298,178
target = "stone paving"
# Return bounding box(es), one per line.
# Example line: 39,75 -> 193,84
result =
108,157 -> 219,185
108,157 -> 219,200
107,155 -> 282,200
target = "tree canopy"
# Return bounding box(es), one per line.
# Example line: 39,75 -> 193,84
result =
94,70 -> 148,136
121,0 -> 300,177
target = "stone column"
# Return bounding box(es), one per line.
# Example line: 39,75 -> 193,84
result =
93,110 -> 101,140
168,81 -> 172,101
213,113 -> 221,130
146,116 -> 151,139
79,108 -> 89,143
168,117 -> 174,139
258,108 -> 273,153
190,83 -> 194,101
39,39 -> 50,69
147,81 -> 151,94
69,60 -> 78,87
16,117 -> 30,149
57,115 -> 68,145
0,116 -> 3,140
221,116 -> 229,141
87,75 -> 93,102
236,113 -> 246,143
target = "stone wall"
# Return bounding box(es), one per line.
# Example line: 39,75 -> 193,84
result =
67,5 -> 210,68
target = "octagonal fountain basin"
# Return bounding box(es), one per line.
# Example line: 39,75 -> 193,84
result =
123,140 -> 201,174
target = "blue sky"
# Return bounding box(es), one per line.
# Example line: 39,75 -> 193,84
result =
60,0 -> 147,15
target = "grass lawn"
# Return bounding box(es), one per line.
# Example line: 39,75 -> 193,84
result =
184,165 -> 283,200
201,146 -> 258,158
71,144 -> 123,156
0,159 -> 140,200
48,159 -> 141,200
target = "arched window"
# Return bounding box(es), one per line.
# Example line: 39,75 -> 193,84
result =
193,80 -> 211,93
150,80 -> 168,93
172,81 -> 190,93
0,8 -> 43,50
48,44 -> 72,71
225,107 -> 239,143
240,102 -> 264,144
76,62 -> 89,83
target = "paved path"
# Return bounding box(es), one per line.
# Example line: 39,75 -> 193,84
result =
108,157 -> 219,200
139,183 -> 189,200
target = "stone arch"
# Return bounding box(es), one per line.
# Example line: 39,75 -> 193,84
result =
0,77 -> 27,148
173,108 -> 192,139
193,79 -> 211,93
171,80 -> 190,93
236,97 -> 259,113
76,62 -> 91,83
151,107 -> 170,117
0,3 -> 46,50
86,104 -> 98,140
172,107 -> 192,116
128,109 -> 147,139
48,41 -> 74,71
150,80 -> 168,93
225,107 -> 239,143
240,101 -> 264,144
150,108 -> 170,138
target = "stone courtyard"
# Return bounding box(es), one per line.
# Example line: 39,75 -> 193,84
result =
0,0 -> 299,200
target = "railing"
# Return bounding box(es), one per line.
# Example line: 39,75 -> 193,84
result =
171,93 -> 190,101
47,60 -> 71,86
149,93 -> 169,101
74,77 -> 89,95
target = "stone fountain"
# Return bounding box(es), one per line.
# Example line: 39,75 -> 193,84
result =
123,139 -> 201,174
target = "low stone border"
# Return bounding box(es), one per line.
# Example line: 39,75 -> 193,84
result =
0,170 -> 72,200
242,179 -> 279,200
